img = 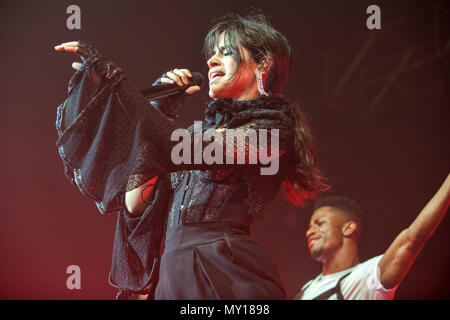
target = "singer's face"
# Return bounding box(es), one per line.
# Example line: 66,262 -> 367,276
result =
207,34 -> 259,101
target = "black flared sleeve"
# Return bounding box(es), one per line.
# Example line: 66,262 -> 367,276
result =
55,49 -> 295,214
55,55 -> 180,213
54,48 -> 295,298
109,175 -> 172,299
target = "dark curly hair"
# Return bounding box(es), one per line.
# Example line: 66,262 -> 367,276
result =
204,12 -> 292,94
204,12 -> 329,206
314,195 -> 363,239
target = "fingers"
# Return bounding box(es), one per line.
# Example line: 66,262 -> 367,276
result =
160,77 -> 176,85
160,77 -> 200,95
55,42 -> 82,70
72,62 -> 82,70
160,68 -> 200,95
163,68 -> 192,87
185,85 -> 201,95
54,41 -> 79,53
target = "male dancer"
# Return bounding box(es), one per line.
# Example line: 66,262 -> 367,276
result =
297,174 -> 449,299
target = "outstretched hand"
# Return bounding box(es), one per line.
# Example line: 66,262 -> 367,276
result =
55,41 -> 83,70
55,41 -> 104,71
54,41 -> 79,53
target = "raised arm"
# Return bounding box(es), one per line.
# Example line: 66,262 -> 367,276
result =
378,173 -> 450,289
55,41 -> 293,215
54,41 -> 197,213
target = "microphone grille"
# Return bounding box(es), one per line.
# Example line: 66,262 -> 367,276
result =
191,72 -> 205,87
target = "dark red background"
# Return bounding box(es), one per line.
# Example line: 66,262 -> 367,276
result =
0,0 -> 448,299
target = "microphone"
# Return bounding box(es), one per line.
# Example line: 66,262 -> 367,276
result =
140,72 -> 205,101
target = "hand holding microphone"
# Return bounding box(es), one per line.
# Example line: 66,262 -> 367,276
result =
160,69 -> 202,96
141,69 -> 204,100
143,70 -> 204,120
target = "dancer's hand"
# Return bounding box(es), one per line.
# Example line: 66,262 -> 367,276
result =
161,68 -> 201,95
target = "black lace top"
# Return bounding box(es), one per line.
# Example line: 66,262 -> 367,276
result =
55,54 -> 296,298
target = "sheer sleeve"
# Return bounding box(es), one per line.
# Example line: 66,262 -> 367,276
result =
109,175 -> 172,299
55,55 -> 179,213
55,52 -> 294,213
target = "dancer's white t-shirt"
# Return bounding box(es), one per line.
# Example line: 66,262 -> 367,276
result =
299,255 -> 397,300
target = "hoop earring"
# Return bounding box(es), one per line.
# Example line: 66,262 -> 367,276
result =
256,71 -> 269,96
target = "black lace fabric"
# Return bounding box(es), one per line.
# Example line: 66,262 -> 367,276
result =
56,57 -> 178,213
55,55 -> 179,297
56,59 -> 295,214
55,47 -> 296,298
205,97 -> 294,171
109,175 -> 171,299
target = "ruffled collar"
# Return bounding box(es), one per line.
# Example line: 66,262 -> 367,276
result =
205,95 -> 290,125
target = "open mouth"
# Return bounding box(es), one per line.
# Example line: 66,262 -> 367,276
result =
209,71 -> 225,83
308,238 -> 320,248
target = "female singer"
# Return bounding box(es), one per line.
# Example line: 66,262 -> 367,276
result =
54,12 -> 327,299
